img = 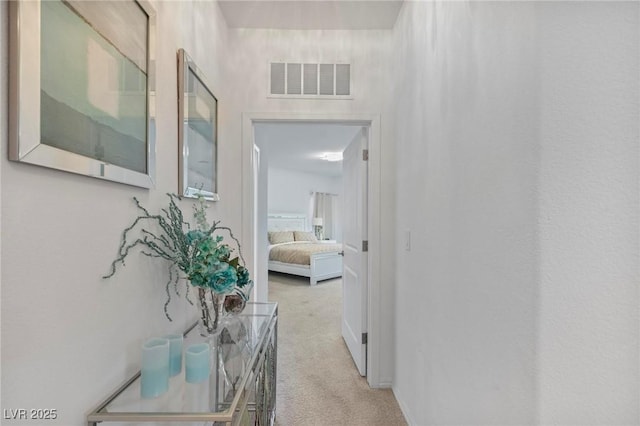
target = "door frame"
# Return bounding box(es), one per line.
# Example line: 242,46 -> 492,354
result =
241,111 -> 385,388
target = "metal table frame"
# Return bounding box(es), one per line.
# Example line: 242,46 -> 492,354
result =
87,303 -> 277,426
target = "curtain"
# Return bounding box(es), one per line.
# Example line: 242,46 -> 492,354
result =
313,192 -> 336,240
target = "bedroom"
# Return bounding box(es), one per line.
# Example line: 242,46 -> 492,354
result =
255,122 -> 358,287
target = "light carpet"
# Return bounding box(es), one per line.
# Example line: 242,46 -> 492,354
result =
269,272 -> 407,426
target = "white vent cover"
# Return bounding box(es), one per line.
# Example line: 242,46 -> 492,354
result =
270,62 -> 351,98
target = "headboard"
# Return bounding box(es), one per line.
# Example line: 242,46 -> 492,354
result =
267,214 -> 307,232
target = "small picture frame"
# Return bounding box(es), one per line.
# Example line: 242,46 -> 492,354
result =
177,49 -> 219,201
9,0 -> 157,188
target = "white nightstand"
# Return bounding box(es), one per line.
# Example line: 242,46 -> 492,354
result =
319,239 -> 337,244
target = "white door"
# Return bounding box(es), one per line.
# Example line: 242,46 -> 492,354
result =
341,127 -> 368,376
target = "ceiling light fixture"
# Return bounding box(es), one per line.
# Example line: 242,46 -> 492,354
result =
319,152 -> 343,162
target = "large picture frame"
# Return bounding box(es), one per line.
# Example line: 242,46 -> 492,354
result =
177,49 -> 219,201
8,0 -> 156,188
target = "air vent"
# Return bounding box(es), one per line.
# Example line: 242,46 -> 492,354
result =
269,62 -> 352,99
270,63 -> 285,95
336,64 -> 350,96
319,64 -> 334,95
303,64 -> 318,95
286,63 -> 301,94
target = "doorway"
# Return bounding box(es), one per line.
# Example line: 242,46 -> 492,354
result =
241,112 -> 385,387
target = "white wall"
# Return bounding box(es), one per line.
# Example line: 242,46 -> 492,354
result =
227,28 -> 396,385
0,2 -> 237,424
537,2 -> 639,422
392,1 -> 639,425
267,167 -> 342,235
392,2 -> 539,422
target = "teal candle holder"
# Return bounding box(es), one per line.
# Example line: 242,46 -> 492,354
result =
185,343 -> 210,384
163,334 -> 183,377
141,338 -> 170,398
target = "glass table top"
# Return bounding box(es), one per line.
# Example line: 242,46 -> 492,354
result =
92,302 -> 277,422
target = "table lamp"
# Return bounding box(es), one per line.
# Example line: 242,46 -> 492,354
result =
313,217 -> 324,240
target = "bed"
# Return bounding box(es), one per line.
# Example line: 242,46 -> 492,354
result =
267,215 -> 343,286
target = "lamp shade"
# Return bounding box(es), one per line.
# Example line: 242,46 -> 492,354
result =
313,217 -> 323,226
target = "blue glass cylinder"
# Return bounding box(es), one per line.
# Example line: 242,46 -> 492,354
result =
141,338 -> 170,398
185,343 -> 210,384
164,334 -> 183,377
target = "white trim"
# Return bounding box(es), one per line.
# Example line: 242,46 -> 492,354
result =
241,111 -> 384,388
393,386 -> 417,426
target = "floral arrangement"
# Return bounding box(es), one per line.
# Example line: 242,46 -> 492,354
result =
103,194 -> 251,322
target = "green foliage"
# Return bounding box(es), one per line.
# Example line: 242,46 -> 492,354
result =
103,194 -> 251,321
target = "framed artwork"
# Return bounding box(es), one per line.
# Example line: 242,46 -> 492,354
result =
177,49 -> 219,201
8,0 -> 156,188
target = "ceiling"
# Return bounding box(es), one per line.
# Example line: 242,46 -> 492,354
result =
254,122 -> 362,177
217,1 -> 403,30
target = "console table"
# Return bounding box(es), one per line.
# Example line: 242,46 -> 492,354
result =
87,302 -> 277,426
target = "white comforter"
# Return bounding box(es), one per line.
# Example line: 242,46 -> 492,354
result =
268,242 -> 342,266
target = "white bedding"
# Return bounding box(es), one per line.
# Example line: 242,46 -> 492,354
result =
268,242 -> 342,266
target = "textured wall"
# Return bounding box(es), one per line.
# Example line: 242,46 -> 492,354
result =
392,2 -> 540,423
391,1 -> 639,424
537,2 -> 639,423
0,2 -> 234,424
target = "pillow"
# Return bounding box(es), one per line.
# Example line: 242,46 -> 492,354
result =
268,231 -> 295,245
294,231 -> 318,242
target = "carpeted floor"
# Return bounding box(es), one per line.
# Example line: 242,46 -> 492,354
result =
269,272 -> 407,426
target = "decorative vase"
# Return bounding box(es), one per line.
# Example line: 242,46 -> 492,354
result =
197,287 -> 227,336
224,281 -> 254,315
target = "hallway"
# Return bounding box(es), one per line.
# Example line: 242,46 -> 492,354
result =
269,272 -> 406,425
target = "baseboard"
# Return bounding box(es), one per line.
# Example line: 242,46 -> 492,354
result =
374,381 -> 393,388
392,386 -> 417,426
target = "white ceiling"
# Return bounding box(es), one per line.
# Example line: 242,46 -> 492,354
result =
217,0 -> 403,30
254,122 -> 362,177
